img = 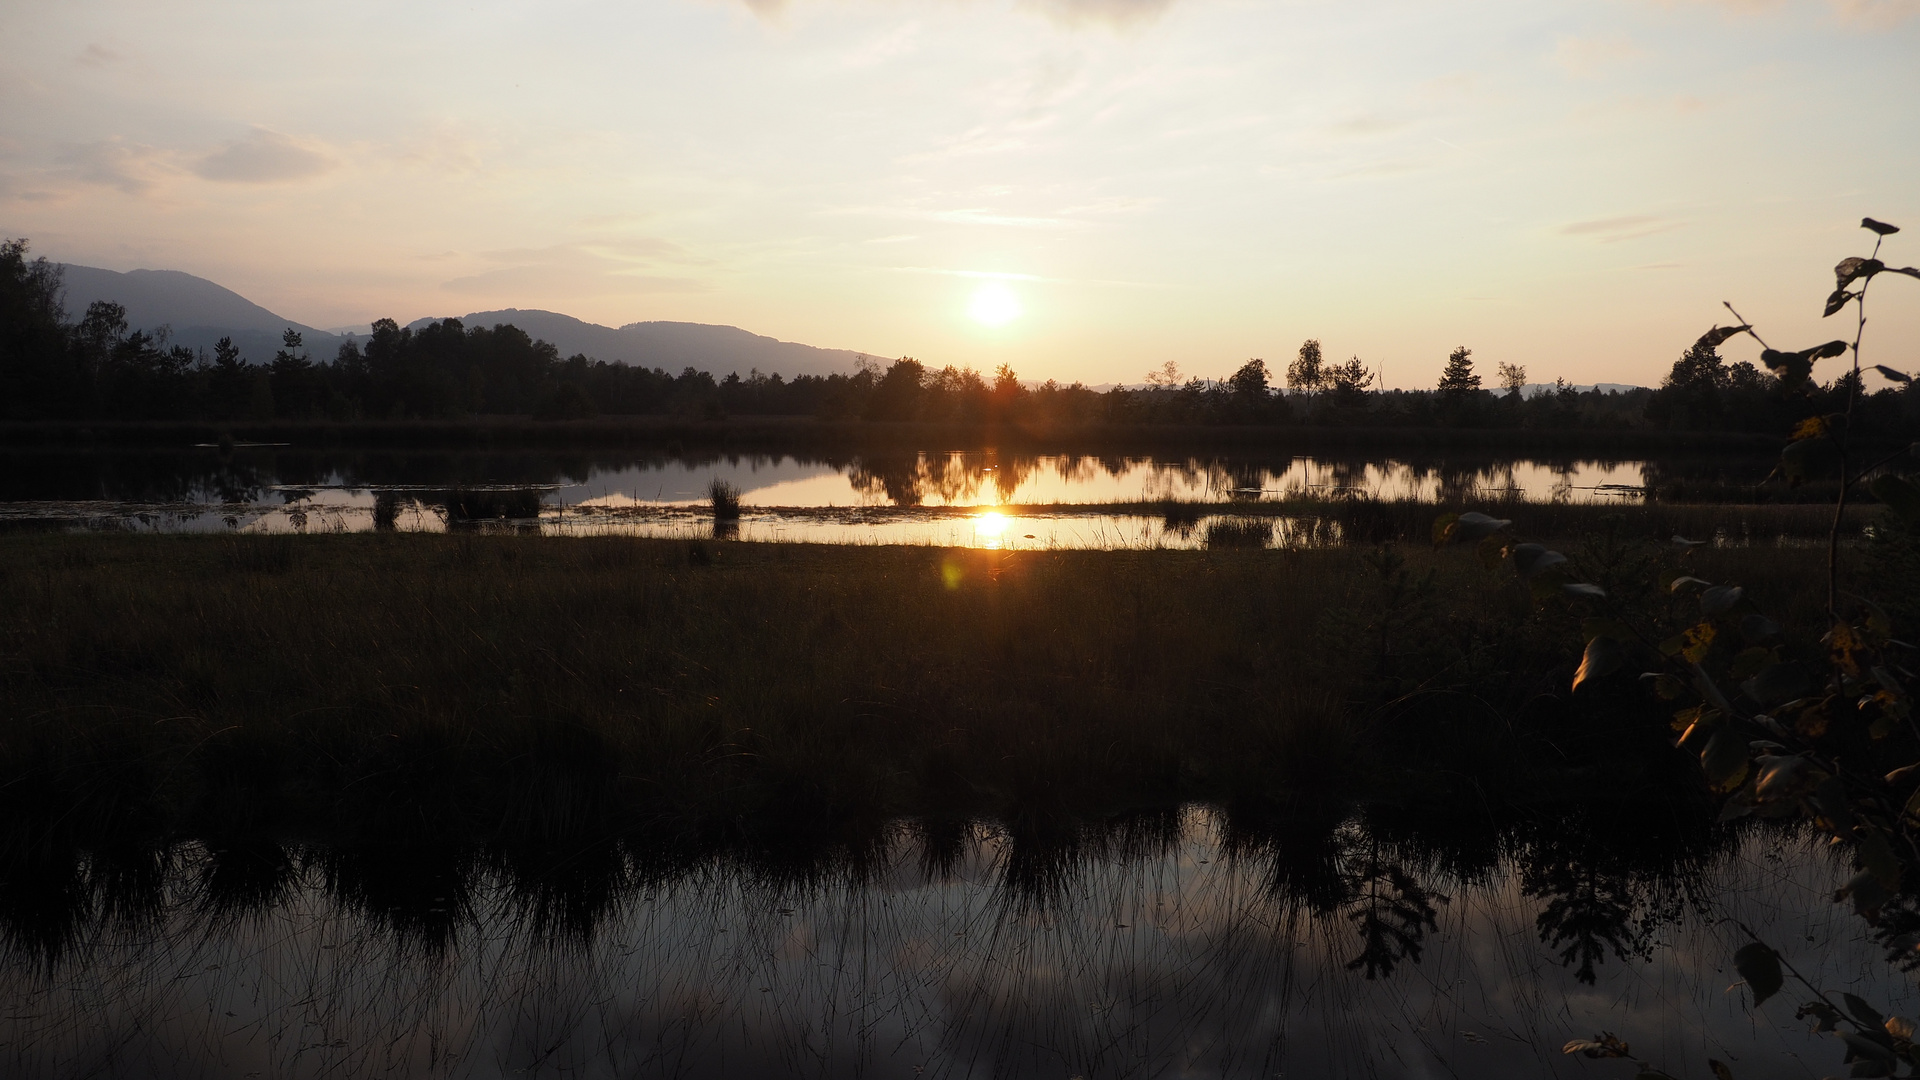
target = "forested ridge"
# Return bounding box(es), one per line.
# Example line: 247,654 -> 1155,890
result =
5,240 -> 1915,436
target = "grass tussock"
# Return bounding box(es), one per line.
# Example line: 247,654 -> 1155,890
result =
1205,517 -> 1274,549
709,479 -> 742,521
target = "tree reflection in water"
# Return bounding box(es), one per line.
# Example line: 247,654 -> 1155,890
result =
0,796 -> 1901,1079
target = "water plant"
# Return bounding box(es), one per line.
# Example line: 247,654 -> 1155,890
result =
1203,516 -> 1272,548
709,478 -> 741,521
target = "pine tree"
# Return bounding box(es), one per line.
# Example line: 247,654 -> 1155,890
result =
1436,346 -> 1480,397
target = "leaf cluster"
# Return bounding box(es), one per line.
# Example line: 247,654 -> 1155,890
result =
1476,217 -> 1920,1080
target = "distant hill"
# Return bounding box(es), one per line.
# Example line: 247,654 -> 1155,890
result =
58,265 -> 344,364
1516,382 -> 1645,398
54,263 -> 874,379
405,309 -> 871,379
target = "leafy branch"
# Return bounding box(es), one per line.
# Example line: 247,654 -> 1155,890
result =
1443,217 -> 1920,1080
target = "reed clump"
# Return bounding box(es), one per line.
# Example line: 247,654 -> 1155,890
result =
1204,517 -> 1273,548
709,479 -> 741,521
1159,500 -> 1205,537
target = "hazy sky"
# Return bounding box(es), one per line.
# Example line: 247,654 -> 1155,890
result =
3,0 -> 1917,387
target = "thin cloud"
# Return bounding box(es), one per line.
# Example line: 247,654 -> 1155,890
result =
487,238 -> 691,262
892,267 -> 1053,281
834,24 -> 922,69
1553,34 -> 1643,78
1326,159 -> 1431,181
1561,215 -> 1685,242
392,126 -> 491,176
442,265 -> 705,295
1642,0 -> 1916,25
739,0 -> 1179,27
1020,0 -> 1177,28
62,138 -> 168,194
77,44 -> 124,67
928,208 -> 1071,228
1829,0 -> 1920,25
441,242 -> 709,297
1652,0 -> 1783,14
1056,195 -> 1159,214
888,265 -> 1169,288
822,203 -> 1075,229
1327,114 -> 1408,137
194,128 -> 335,184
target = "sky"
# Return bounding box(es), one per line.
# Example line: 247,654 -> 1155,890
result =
3,0 -> 1918,388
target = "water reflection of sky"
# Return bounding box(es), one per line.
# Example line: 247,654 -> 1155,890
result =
2,814 -> 1904,1079
566,454 -> 1648,508
0,452 -> 1661,547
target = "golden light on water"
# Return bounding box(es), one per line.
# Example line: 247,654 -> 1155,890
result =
975,511 -> 1007,538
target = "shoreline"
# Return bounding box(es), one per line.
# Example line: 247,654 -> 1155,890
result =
0,415 -> 1791,453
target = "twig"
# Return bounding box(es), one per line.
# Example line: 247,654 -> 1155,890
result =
1722,302 -> 1772,350
1828,232 -> 1885,621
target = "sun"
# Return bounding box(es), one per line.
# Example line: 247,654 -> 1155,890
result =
967,283 -> 1023,327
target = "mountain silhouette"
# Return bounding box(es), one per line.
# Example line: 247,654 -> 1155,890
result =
404,309 -> 869,379
57,265 -> 872,377
59,265 -> 344,364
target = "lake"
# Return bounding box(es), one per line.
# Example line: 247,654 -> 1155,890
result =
0,446 -> 1778,547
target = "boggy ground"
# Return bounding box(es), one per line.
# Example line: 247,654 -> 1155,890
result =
0,528 -> 1874,968
0,530 -> 1839,827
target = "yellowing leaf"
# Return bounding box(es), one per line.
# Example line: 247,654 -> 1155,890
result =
1701,727 -> 1750,791
1682,622 -> 1717,664
1573,636 -> 1626,692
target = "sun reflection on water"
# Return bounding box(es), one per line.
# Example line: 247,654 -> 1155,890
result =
975,511 -> 1007,548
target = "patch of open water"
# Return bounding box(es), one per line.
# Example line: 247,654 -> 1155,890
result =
0,811 -> 1899,1079
0,449 -> 1687,547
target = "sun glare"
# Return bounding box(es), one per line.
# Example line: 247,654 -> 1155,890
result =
975,511 -> 1007,537
967,283 -> 1023,327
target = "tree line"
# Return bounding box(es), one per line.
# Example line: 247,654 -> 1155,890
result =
4,239 -> 1914,435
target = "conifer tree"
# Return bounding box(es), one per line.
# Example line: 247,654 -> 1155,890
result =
1436,346 -> 1480,397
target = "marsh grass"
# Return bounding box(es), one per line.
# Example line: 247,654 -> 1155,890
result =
709,479 -> 742,521
1287,497 -> 1868,546
0,529 -> 1841,962
1159,500 -> 1206,536
442,488 -> 545,522
1204,517 -> 1274,549
218,533 -> 300,574
967,497 -> 1875,547
0,533 -> 1831,818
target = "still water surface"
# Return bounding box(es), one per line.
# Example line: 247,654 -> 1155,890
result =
1,448 -> 1680,547
0,811 -> 1897,1079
